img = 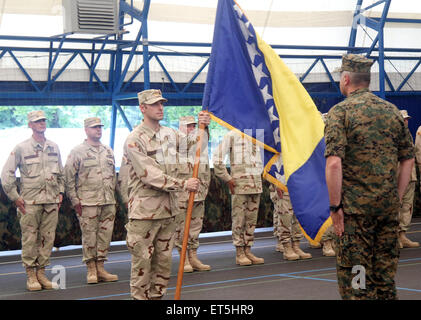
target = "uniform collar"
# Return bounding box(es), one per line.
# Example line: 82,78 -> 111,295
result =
83,139 -> 104,153
30,136 -> 52,151
139,120 -> 162,140
348,87 -> 369,97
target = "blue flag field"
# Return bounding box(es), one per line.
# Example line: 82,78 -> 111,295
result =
202,0 -> 331,244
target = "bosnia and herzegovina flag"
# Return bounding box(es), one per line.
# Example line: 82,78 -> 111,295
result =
202,0 -> 331,244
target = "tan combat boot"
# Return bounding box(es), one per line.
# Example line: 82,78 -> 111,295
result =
244,246 -> 264,264
283,242 -> 300,261
292,241 -> 312,259
86,260 -> 98,284
36,267 -> 53,289
188,249 -> 211,271
275,240 -> 284,252
235,246 -> 252,266
25,266 -> 42,291
178,249 -> 193,273
322,240 -> 336,257
399,231 -> 420,248
96,260 -> 118,282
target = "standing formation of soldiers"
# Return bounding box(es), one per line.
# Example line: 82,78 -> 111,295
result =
1,54 -> 420,299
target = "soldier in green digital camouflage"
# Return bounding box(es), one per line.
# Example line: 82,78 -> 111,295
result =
213,130 -> 264,266
123,89 -> 210,300
1,110 -> 65,291
398,110 -> 419,248
64,117 -> 119,284
325,54 -> 415,300
174,116 -> 211,273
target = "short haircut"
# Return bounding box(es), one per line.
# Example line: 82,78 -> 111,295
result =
348,71 -> 371,86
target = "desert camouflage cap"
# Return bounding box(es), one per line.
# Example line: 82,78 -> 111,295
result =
179,116 -> 197,126
137,89 -> 168,105
27,110 -> 47,122
84,117 -> 104,128
400,110 -> 411,119
322,113 -> 328,122
338,53 -> 374,73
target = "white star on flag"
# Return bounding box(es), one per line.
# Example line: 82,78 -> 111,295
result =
267,105 -> 279,123
261,84 -> 273,104
251,62 -> 266,87
246,42 -> 259,66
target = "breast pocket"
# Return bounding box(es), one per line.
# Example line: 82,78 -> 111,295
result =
84,159 -> 97,168
80,159 -> 99,189
23,156 -> 41,178
22,156 -> 41,189
47,155 -> 60,174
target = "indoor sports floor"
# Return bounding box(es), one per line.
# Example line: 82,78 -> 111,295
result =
0,218 -> 420,301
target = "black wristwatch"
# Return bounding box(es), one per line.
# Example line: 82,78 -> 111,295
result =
329,202 -> 343,213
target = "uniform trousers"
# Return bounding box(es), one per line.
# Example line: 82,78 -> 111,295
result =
18,204 -> 58,268
77,204 -> 116,263
335,212 -> 399,300
126,216 -> 176,300
231,194 -> 260,247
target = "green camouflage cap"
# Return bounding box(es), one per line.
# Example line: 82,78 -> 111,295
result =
84,117 -> 104,128
137,89 -> 168,105
179,116 -> 197,126
27,110 -> 47,122
400,110 -> 411,119
338,54 -> 374,73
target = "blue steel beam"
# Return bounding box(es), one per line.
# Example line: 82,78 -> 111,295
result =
43,52 -> 78,92
348,0 -> 391,99
363,0 -> 387,11
299,58 -> 320,82
383,72 -> 395,92
141,0 -> 151,90
116,103 -> 133,131
113,16 -> 144,94
7,50 -> 41,93
121,54 -> 154,92
89,35 -> 113,88
374,17 -> 421,24
1,90 -> 420,101
110,101 -> 118,149
396,59 -> 421,92
319,58 -> 340,93
348,0 -> 364,48
78,53 -> 108,92
181,58 -> 209,93
154,55 -> 180,92
47,35 -> 69,85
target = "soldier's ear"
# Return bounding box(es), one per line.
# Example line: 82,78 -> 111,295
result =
139,104 -> 146,113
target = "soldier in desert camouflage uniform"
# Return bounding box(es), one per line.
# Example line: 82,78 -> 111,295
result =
269,183 -> 312,260
174,116 -> 211,273
325,54 -> 414,300
213,130 -> 264,266
1,110 -> 65,291
123,89 -> 210,300
397,110 -> 419,249
64,117 -> 119,284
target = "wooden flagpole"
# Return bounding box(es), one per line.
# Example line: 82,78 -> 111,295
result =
174,121 -> 206,300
